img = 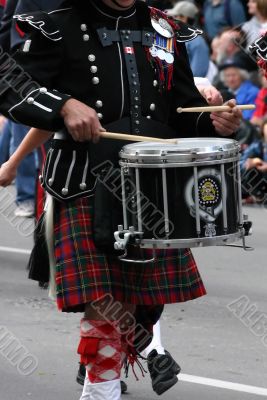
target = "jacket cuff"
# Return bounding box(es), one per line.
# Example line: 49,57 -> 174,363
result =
8,87 -> 71,130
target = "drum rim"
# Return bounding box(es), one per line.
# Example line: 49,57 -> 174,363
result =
120,137 -> 240,162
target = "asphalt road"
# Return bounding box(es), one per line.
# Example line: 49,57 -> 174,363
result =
0,188 -> 266,400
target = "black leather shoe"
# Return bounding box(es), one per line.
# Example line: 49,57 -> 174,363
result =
147,350 -> 181,395
76,363 -> 128,393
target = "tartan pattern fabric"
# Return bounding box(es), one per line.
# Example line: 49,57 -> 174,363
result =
54,197 -> 206,311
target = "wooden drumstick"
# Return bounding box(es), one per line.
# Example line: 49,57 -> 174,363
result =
177,104 -> 256,113
101,131 -> 177,144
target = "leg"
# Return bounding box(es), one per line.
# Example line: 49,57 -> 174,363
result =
143,320 -> 181,395
78,300 -> 135,400
10,123 -> 37,216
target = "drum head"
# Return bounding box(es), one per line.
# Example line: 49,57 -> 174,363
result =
120,137 -> 239,163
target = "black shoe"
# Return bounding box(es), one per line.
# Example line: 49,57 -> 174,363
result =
147,350 -> 181,395
76,364 -> 128,394
76,363 -> 86,386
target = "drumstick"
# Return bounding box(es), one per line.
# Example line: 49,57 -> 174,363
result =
177,104 -> 256,113
101,131 -> 177,144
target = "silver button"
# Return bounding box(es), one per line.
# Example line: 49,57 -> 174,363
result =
150,103 -> 156,111
96,100 -> 103,108
39,87 -> 47,94
48,178 -> 54,186
134,105 -> 138,109
27,97 -> 34,104
80,183 -> 87,191
97,113 -> 103,120
88,54 -> 96,62
83,34 -> 90,41
92,77 -> 100,85
62,188 -> 69,196
90,66 -> 98,73
153,80 -> 158,87
135,120 -> 140,125
81,24 -> 87,31
146,115 -> 151,119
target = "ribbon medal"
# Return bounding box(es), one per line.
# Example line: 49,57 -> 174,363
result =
149,34 -> 175,64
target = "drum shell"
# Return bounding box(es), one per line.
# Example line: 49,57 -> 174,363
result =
122,161 -> 240,241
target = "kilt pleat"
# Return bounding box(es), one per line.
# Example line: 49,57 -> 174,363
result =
54,198 -> 206,311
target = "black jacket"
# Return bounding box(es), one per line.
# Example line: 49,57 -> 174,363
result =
0,0 -> 216,139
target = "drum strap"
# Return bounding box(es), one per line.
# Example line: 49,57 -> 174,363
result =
97,28 -> 154,134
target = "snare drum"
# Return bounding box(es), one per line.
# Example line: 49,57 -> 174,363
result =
115,137 -> 244,249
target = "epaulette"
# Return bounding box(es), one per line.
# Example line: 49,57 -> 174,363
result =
13,8 -> 71,42
150,7 -> 202,42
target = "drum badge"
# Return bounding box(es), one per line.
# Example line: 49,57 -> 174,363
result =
185,168 -> 225,236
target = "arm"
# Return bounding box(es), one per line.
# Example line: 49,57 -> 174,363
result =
0,128 -> 52,187
173,44 -> 241,137
0,11 -> 104,141
186,38 -> 210,78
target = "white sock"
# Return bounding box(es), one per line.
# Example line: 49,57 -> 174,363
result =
143,321 -> 165,356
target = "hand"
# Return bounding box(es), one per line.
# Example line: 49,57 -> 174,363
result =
60,99 -> 106,143
0,161 -> 17,187
198,85 -> 223,106
245,157 -> 263,170
257,161 -> 267,173
210,99 -> 242,136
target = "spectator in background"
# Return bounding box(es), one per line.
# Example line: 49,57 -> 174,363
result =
219,58 -> 259,119
251,70 -> 267,126
215,27 -> 257,72
203,0 -> 246,40
0,0 -> 5,20
242,0 -> 267,50
166,1 -> 210,77
240,116 -> 267,203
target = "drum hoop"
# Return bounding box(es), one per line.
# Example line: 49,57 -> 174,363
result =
119,155 -> 240,168
136,230 -> 244,249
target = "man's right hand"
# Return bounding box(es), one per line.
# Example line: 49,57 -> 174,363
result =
60,99 -> 106,143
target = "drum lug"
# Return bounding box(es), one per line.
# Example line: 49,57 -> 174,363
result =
114,226 -> 137,251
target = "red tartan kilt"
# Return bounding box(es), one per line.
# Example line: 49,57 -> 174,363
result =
54,197 -> 206,311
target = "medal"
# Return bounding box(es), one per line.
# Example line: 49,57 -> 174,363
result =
164,52 -> 174,64
151,17 -> 174,39
157,49 -> 166,60
149,45 -> 158,57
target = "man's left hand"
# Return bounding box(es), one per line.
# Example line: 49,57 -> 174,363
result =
210,99 -> 242,136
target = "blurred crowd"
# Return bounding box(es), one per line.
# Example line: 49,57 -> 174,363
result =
0,0 -> 266,215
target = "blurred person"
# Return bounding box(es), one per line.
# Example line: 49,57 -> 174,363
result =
240,116 -> 267,202
215,27 -> 257,71
250,70 -> 267,126
0,0 -> 5,20
203,0 -> 247,40
0,0 -> 36,216
211,34 -> 222,63
219,58 -> 259,119
242,0 -> 267,50
166,1 -> 210,76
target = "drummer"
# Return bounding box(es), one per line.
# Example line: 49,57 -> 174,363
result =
0,1 -> 242,399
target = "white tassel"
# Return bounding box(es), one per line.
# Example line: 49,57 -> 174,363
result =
44,194 -> 57,300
